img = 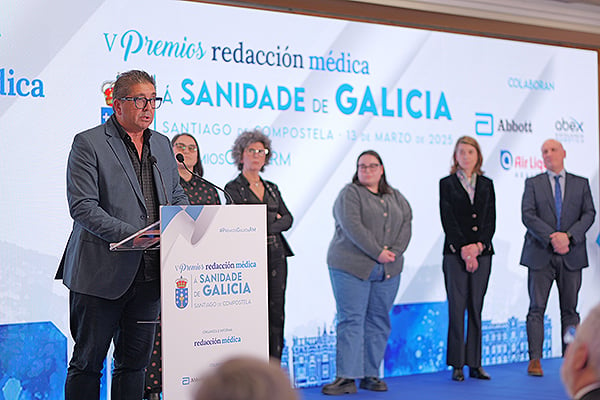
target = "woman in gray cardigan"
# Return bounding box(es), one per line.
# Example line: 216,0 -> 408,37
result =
322,150 -> 412,396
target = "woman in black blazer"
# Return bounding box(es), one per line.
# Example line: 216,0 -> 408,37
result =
439,136 -> 496,382
224,129 -> 294,361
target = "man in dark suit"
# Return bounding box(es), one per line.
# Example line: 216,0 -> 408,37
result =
56,70 -> 188,399
561,303 -> 600,400
520,139 -> 595,377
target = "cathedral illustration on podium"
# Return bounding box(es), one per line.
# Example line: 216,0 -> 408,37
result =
0,301 -> 553,397
282,301 -> 552,388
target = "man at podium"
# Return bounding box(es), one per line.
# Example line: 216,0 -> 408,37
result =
55,70 -> 188,400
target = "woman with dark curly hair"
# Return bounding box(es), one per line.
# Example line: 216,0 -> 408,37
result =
224,130 -> 294,360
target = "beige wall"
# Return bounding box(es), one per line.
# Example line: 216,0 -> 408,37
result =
195,0 -> 600,47
192,0 -> 600,172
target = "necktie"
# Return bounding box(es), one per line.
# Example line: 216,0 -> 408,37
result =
554,175 -> 562,231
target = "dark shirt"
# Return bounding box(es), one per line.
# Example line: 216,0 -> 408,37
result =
113,115 -> 160,281
180,175 -> 221,205
578,385 -> 600,400
224,173 -> 294,256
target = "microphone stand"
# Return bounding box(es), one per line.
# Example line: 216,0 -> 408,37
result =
176,154 -> 233,204
149,155 -> 171,205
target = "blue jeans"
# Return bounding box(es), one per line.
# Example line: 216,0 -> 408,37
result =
65,279 -> 161,400
329,266 -> 400,378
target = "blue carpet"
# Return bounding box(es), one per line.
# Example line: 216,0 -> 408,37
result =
298,358 -> 568,400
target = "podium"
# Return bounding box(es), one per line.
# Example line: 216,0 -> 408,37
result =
109,220 -> 160,251
111,204 -> 269,399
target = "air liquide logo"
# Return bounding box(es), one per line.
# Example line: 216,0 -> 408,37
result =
500,149 -> 544,176
0,68 -> 45,98
500,150 -> 513,170
554,117 -> 584,143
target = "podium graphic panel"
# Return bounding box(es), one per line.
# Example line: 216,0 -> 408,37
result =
160,205 -> 268,400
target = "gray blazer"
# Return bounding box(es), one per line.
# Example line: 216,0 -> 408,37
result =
520,171 -> 595,271
56,117 -> 188,299
327,183 -> 412,280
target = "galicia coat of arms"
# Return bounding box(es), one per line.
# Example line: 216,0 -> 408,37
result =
175,277 -> 189,309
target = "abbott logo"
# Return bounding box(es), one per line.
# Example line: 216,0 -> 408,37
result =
500,150 -> 513,170
475,113 -> 493,136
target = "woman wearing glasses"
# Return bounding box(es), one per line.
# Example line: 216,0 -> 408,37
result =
439,136 -> 495,382
322,150 -> 412,395
144,133 -> 220,400
224,129 -> 294,360
171,133 -> 221,205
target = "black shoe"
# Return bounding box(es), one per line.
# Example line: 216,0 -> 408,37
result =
469,367 -> 491,380
322,378 -> 357,395
452,367 -> 464,381
359,377 -> 388,392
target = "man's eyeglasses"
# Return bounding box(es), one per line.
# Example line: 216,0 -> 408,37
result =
358,163 -> 381,172
245,148 -> 269,156
119,96 -> 163,109
174,143 -> 198,152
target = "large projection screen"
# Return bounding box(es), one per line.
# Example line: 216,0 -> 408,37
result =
1,0 -> 598,396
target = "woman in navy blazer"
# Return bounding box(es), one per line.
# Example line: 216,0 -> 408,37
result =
439,136 -> 496,382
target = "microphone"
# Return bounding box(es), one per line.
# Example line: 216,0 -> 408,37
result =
176,153 -> 233,204
149,155 -> 171,205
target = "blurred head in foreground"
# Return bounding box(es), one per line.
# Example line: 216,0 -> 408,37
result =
194,356 -> 298,400
561,303 -> 600,399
